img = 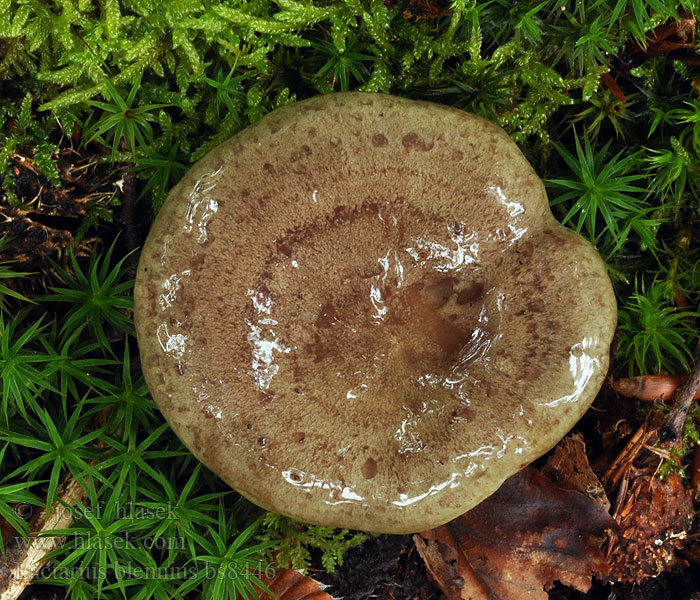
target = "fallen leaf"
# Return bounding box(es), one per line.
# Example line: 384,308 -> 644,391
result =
542,433 -> 610,511
413,534 -> 465,600
600,72 -> 626,103
255,568 -> 331,600
611,374 -> 697,402
417,467 -> 615,600
627,13 -> 696,60
415,526 -> 495,600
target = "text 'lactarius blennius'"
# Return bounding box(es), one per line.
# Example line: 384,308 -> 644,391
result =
134,92 -> 617,534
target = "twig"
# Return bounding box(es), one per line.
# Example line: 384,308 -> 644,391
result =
0,408 -> 111,600
0,475 -> 87,600
120,168 -> 139,277
611,465 -> 630,521
659,344 -> 700,443
642,444 -> 675,461
602,423 -> 656,487
693,438 -> 700,492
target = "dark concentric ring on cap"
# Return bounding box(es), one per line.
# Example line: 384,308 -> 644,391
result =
134,92 -> 617,534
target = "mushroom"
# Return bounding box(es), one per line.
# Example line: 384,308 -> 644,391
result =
134,92 -> 616,534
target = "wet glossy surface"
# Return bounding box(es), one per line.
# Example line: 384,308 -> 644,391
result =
134,92 -> 617,533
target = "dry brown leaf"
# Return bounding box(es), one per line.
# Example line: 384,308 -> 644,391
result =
611,374 -> 697,402
415,527 -> 490,600
627,13 -> 696,60
600,72 -> 626,103
413,536 -> 461,599
254,568 -> 331,600
417,467 -> 615,600
542,433 -> 610,511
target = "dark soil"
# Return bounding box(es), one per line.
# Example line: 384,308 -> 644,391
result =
311,534 -> 441,600
17,584 -> 64,600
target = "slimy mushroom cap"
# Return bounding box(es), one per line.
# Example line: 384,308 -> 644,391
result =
134,92 -> 617,534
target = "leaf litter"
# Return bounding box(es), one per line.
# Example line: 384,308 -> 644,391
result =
411,344 -> 700,600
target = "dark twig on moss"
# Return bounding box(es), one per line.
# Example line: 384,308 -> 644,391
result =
120,168 -> 139,276
659,344 -> 700,443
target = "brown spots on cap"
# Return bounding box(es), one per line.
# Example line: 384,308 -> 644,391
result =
456,282 -> 485,304
314,302 -> 339,329
288,469 -> 303,483
451,149 -> 464,161
292,432 -> 306,443
522,365 -> 544,382
290,145 -> 312,162
308,127 -> 317,138
260,389 -> 276,403
516,240 -> 534,261
190,253 -> 206,269
305,332 -> 326,364
355,261 -> 384,278
527,298 -> 546,313
450,405 -> 476,424
276,239 -> 293,258
525,321 -> 542,337
263,163 -> 275,175
402,132 -> 434,152
372,133 -> 388,147
145,283 -> 157,317
188,425 -> 204,454
362,457 -> 378,479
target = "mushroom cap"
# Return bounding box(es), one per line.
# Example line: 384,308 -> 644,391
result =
134,92 -> 616,534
